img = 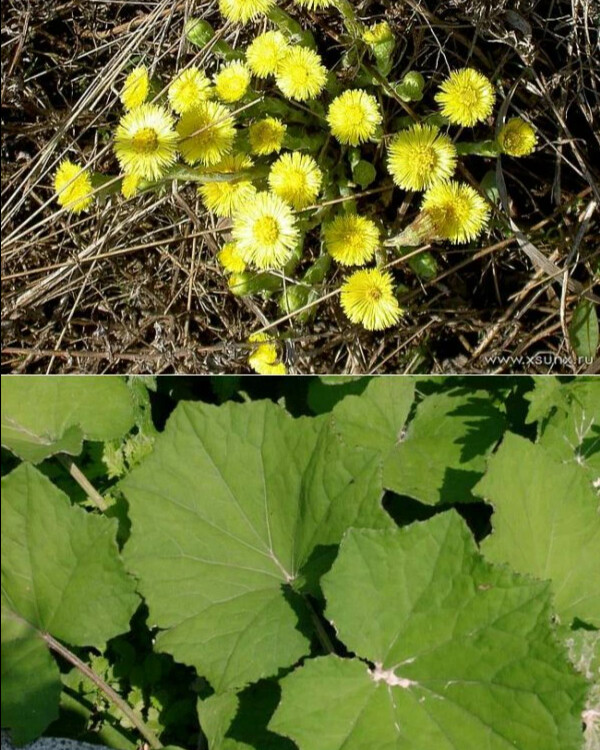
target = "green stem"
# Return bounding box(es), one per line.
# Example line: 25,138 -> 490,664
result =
42,632 -> 163,749
303,597 -> 335,654
57,455 -> 107,511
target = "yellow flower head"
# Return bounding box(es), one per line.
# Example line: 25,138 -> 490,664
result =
54,159 -> 94,214
177,101 -> 236,166
387,124 -> 457,191
120,66 -> 150,111
327,89 -> 382,146
232,191 -> 299,269
248,117 -> 287,155
293,0 -> 336,9
121,173 -> 141,199
497,117 -> 536,157
218,242 -> 247,273
214,61 -> 251,103
268,152 -> 323,210
248,332 -> 287,375
168,67 -> 212,114
340,268 -> 402,330
200,153 -> 256,217
246,31 -> 289,78
114,104 -> 179,180
219,0 -> 276,24
363,21 -> 394,45
421,180 -> 490,244
275,47 -> 328,101
435,68 -> 496,127
323,214 -> 379,266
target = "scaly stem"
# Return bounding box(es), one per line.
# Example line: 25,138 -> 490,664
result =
42,631 -> 163,749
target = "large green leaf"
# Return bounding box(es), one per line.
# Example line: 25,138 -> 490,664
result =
476,432 -> 600,626
333,382 -> 505,504
1,464 -> 138,744
526,378 -> 599,485
121,399 -> 393,693
1,377 -> 136,463
270,513 -> 587,750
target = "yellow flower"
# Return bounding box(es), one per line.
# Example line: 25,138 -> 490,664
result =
268,152 -> 322,210
248,333 -> 287,375
54,159 -> 94,213
219,0 -> 276,24
323,214 -> 379,266
246,31 -> 289,78
497,117 -> 536,157
120,66 -> 149,111
214,61 -> 251,103
121,173 -> 141,199
232,191 -> 299,269
421,180 -> 490,243
363,21 -> 394,45
275,47 -> 328,101
168,68 -> 212,114
248,117 -> 287,155
340,268 -> 402,330
435,68 -> 496,127
293,0 -> 336,8
387,124 -> 457,191
114,104 -> 178,180
199,153 -> 256,217
218,242 -> 247,273
177,101 -> 236,166
327,89 -> 382,146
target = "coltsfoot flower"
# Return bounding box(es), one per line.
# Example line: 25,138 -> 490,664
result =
54,159 -> 94,213
246,31 -> 289,78
214,61 -> 251,103
248,332 -> 287,375
275,47 -> 328,101
421,180 -> 490,243
327,89 -> 382,146
249,117 -> 287,156
219,0 -> 276,25
200,153 -> 256,217
268,152 -> 323,210
121,173 -> 141,199
387,124 -> 457,191
323,214 -> 379,266
114,104 -> 179,180
218,242 -> 247,273
168,68 -> 212,114
340,268 -> 402,330
497,117 -> 536,157
435,68 -> 496,127
177,101 -> 236,166
232,191 -> 299,269
121,66 -> 150,111
293,0 -> 336,9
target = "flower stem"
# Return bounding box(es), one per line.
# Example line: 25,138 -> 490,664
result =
57,455 -> 107,511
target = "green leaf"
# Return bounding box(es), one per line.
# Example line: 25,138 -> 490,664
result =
565,629 -> 600,750
1,377 -> 136,463
475,433 -> 600,626
270,513 -> 587,750
1,464 -> 138,744
333,383 -> 505,504
526,378 -> 599,484
121,400 -> 393,693
569,298 -> 599,360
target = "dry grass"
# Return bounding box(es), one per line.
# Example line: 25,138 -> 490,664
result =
1,0 -> 599,374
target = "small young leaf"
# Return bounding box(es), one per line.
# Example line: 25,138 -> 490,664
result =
569,298 -> 599,361
1,377 -> 136,463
